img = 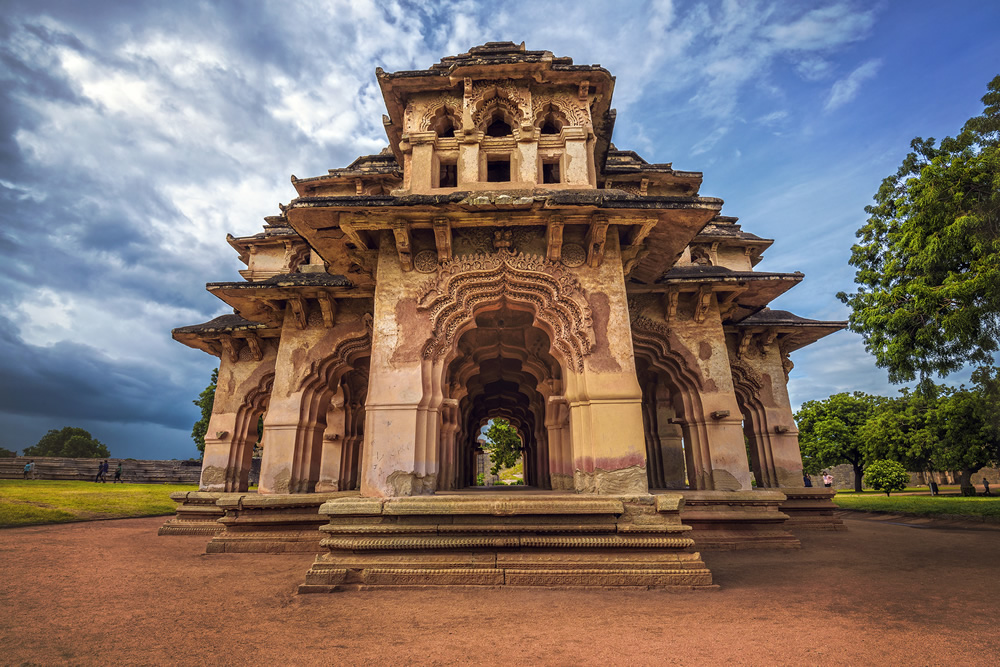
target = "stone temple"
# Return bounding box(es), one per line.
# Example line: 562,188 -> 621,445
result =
165,43 -> 845,590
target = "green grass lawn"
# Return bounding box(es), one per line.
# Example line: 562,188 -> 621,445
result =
833,491 -> 1000,519
0,480 -> 198,528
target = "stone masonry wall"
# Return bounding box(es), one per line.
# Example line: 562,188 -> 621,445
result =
805,464 -> 1000,490
1,457 -> 201,484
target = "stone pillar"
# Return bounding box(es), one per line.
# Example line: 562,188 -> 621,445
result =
737,344 -> 806,487
517,130 -> 537,184
458,133 -> 482,186
315,390 -> 345,493
561,127 -> 590,186
359,235 -> 435,497
564,235 -> 648,494
546,397 -> 573,490
655,397 -> 686,489
407,131 -> 436,193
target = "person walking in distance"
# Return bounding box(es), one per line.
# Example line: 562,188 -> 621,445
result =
113,461 -> 123,484
95,460 -> 108,483
23,460 -> 35,480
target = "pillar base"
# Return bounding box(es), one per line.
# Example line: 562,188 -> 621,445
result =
677,490 -> 800,550
158,492 -> 225,536
299,493 -> 715,592
779,487 -> 846,531
205,491 -> 359,553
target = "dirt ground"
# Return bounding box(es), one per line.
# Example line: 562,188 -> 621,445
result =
1,514 -> 998,666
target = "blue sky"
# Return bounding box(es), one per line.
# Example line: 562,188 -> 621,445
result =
1,0 -> 998,459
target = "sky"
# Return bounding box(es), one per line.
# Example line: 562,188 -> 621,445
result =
1,0 -> 998,459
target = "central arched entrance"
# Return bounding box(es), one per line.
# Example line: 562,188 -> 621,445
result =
440,302 -> 565,490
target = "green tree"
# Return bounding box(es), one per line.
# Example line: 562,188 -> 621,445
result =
23,427 -> 110,458
924,370 -> 1000,495
191,368 -> 218,456
483,418 -> 522,476
864,459 -> 910,496
860,389 -> 937,473
838,75 -> 1000,383
0,447 -> 17,458
796,392 -> 884,491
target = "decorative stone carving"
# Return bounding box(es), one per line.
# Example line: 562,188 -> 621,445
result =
471,79 -> 528,128
417,94 -> 463,132
417,250 -> 594,371
531,92 -> 590,127
730,358 -> 764,396
414,250 -> 439,273
560,243 -> 586,267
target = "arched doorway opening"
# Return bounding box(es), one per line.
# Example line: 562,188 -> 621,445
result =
632,329 -> 712,491
228,372 -> 273,492
439,302 -> 565,490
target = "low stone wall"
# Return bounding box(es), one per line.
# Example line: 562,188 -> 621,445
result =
806,464 -> 1000,490
1,456 -> 201,484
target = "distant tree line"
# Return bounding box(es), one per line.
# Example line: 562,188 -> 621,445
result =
796,368 -> 1000,495
21,427 -> 110,459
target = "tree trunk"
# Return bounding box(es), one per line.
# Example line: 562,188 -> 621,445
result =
853,462 -> 864,492
959,468 -> 977,496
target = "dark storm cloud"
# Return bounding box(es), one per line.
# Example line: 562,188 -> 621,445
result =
0,314 -> 194,429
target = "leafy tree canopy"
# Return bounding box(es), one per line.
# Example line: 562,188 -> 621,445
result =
483,418 -> 522,476
796,392 -> 884,490
0,447 -> 17,458
864,459 -> 910,497
799,370 -> 1000,494
191,368 -> 218,456
23,427 -> 110,458
838,75 -> 1000,383
923,368 -> 1000,494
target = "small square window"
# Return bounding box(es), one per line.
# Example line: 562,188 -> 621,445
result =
439,162 -> 457,188
542,161 -> 560,184
487,157 -> 511,182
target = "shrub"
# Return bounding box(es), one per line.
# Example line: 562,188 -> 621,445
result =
864,459 -> 910,497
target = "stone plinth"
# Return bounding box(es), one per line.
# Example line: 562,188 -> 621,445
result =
779,488 -> 845,531
299,493 -> 715,591
678,490 -> 800,550
158,492 -> 225,535
205,492 -> 358,553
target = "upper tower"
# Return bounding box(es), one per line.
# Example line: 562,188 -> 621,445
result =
377,41 -> 614,193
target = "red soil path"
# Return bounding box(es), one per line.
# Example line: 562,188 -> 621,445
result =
1,515 -> 998,665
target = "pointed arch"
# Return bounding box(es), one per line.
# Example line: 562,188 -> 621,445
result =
417,250 -> 594,372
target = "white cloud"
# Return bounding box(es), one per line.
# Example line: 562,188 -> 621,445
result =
691,126 -> 729,155
756,110 -> 789,125
825,59 -> 882,111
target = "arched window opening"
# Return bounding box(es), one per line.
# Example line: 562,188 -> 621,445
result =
430,107 -> 458,138
537,104 -> 566,135
485,110 -> 513,137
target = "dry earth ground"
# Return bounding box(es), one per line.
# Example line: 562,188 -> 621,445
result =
1,515 -> 998,666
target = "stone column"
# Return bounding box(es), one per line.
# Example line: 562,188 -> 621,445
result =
407,131 -> 436,193
458,132 -> 482,186
671,313 -> 752,492
517,128 -> 537,185
359,234 -> 436,497
561,127 -> 590,186
740,345 -> 806,487
315,390 -> 345,493
564,235 -> 649,494
655,397 -> 687,489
